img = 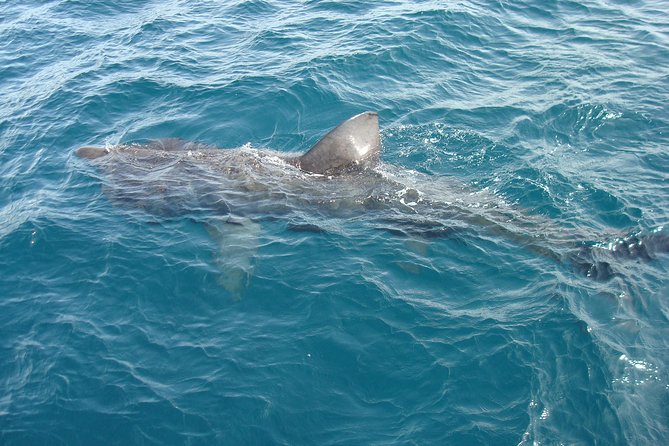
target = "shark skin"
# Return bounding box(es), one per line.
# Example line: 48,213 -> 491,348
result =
75,112 -> 669,294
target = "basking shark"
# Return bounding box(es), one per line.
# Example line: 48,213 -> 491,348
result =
76,111 -> 668,294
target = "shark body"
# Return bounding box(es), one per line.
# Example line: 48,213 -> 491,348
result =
76,112 -> 668,294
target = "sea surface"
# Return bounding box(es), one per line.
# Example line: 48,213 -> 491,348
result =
1,0 -> 669,444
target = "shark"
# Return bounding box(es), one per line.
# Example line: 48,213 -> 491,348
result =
76,111 -> 668,294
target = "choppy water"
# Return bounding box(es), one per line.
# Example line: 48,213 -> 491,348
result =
2,1 -> 669,444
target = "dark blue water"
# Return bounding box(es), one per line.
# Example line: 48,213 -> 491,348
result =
2,1 -> 668,444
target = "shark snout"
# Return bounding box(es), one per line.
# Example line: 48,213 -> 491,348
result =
75,146 -> 110,159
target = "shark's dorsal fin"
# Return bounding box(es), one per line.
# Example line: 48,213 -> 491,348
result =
297,111 -> 380,174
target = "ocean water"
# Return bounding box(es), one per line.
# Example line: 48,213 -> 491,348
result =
1,0 -> 669,444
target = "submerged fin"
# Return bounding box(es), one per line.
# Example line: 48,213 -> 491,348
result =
205,217 -> 261,298
297,111 -> 380,174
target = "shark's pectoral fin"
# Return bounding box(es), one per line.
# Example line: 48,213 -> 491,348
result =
404,238 -> 430,257
205,217 -> 261,298
287,222 -> 328,234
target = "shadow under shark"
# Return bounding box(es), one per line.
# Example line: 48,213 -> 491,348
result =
76,112 -> 668,295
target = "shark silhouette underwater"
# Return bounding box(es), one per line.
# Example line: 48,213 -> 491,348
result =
76,111 -> 669,294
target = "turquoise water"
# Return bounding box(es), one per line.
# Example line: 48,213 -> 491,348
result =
2,0 -> 669,444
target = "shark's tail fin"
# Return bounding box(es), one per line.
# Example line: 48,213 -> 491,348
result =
569,228 -> 669,281
75,146 -> 110,159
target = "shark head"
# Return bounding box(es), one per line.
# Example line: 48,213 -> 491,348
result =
294,111 -> 380,175
75,146 -> 110,159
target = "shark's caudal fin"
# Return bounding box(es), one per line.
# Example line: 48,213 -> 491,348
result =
569,229 -> 669,281
297,111 -> 381,174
